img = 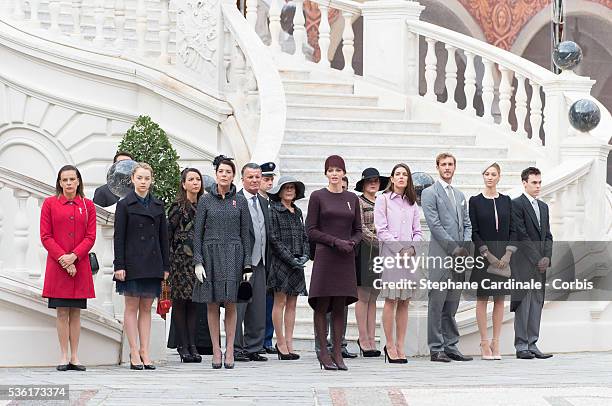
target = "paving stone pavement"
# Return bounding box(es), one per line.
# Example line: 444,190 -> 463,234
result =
1,351 -> 611,406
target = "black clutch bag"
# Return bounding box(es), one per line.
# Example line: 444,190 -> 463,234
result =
89,252 -> 100,275
237,276 -> 253,302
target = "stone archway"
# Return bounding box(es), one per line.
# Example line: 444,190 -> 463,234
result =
0,125 -> 71,185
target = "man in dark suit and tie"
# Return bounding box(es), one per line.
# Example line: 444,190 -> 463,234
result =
258,162 -> 279,355
511,167 -> 553,359
235,163 -> 271,362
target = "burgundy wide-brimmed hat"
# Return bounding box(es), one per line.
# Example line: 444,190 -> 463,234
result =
324,155 -> 346,173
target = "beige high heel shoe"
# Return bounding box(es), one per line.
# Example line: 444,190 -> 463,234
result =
480,340 -> 494,360
490,338 -> 502,360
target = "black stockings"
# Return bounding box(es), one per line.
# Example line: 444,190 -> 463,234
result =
173,299 -> 197,348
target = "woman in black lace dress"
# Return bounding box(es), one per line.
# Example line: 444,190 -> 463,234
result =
167,168 -> 203,363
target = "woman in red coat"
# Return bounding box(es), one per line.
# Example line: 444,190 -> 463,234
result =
40,165 -> 96,372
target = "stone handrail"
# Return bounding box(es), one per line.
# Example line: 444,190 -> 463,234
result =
0,167 -> 114,224
1,0 -> 278,162
221,0 -> 286,164
505,159 -> 599,241
404,19 -> 596,167
0,166 -> 117,316
250,0 -> 364,74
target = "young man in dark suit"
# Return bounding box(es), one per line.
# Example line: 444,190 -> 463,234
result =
511,167 -> 553,359
258,162 -> 278,355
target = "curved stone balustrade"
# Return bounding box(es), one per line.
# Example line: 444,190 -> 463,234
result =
0,166 -> 117,316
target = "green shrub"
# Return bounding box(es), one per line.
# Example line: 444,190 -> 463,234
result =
118,115 -> 180,208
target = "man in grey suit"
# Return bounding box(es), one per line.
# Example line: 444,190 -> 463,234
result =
511,167 -> 553,359
421,153 -> 473,362
234,163 -> 270,362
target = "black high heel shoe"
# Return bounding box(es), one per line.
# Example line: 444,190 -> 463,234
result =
140,355 -> 156,370
223,352 -> 234,369
275,344 -> 295,360
178,346 -> 195,363
188,345 -> 202,363
211,353 -> 222,369
129,354 -> 144,370
357,339 -> 376,357
383,346 -> 407,364
317,353 -> 338,370
331,353 -> 348,371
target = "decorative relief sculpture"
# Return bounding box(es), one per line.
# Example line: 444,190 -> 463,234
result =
176,0 -> 219,75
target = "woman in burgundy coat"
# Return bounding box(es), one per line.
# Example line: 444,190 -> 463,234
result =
41,165 -> 96,372
306,155 -> 362,371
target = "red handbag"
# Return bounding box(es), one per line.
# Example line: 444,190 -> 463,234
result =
156,280 -> 172,319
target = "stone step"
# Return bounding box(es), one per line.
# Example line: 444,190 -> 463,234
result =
284,92 -> 379,107
278,69 -> 312,80
287,117 -> 440,132
280,142 -> 508,159
281,169 -> 522,186
287,104 -> 407,120
283,129 -> 476,145
279,155 -> 534,173
282,80 -> 354,94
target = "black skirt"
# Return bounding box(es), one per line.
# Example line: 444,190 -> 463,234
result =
356,240 -> 379,288
116,277 -> 162,298
48,298 -> 87,309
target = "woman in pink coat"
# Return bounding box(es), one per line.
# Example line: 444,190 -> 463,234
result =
374,163 -> 422,364
40,165 -> 96,371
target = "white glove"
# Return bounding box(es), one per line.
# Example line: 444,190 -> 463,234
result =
195,264 -> 206,283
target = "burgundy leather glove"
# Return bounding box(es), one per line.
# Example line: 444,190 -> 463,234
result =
334,239 -> 354,254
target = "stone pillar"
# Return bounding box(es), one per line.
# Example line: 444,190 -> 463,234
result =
360,0 -> 424,95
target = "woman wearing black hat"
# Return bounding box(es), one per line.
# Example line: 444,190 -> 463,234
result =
354,168 -> 388,357
306,155 -> 362,371
267,176 -> 309,360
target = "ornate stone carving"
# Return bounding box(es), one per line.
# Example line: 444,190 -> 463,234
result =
457,0 -> 548,50
176,0 -> 219,74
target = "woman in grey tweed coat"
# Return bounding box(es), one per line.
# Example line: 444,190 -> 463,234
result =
267,176 -> 309,359
191,156 -> 251,369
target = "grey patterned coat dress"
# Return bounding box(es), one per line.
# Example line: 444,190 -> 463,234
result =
267,201 -> 309,296
191,184 -> 252,304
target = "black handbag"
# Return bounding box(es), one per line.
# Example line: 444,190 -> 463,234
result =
89,253 -> 100,275
83,200 -> 99,275
237,275 -> 252,302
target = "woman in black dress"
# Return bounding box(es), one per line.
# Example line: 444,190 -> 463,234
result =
267,176 -> 309,360
306,155 -> 362,371
469,163 -> 516,360
167,168 -> 203,363
114,163 -> 170,370
354,168 -> 387,357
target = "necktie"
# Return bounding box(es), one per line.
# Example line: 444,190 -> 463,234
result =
251,195 -> 260,220
532,199 -> 541,225
446,185 -> 456,208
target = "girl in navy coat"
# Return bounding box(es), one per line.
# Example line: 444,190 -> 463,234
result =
114,162 -> 170,370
